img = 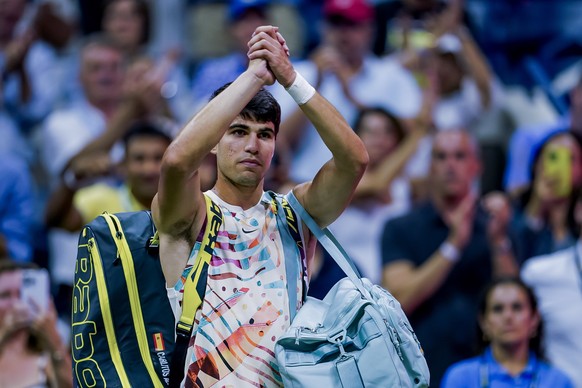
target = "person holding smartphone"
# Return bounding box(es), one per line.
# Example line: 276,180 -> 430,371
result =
0,259 -> 72,388
509,130 -> 582,265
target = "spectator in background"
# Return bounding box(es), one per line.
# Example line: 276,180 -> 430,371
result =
441,277 -> 573,388
509,130 -> 582,264
0,259 -> 72,388
310,104 -> 430,297
0,0 -> 64,162
45,121 -> 172,232
191,0 -> 270,108
64,0 -> 191,122
102,0 -> 192,123
270,0 -> 421,184
521,187 -> 582,387
428,28 -> 503,133
381,130 -> 518,386
505,74 -> 582,196
102,0 -> 150,61
0,155 -> 35,263
327,88 -> 434,285
62,0 -> 149,103
41,36 -> 126,188
400,14 -> 506,187
40,35 -> 173,335
28,1 -> 76,52
373,0 -> 506,189
373,0 -> 471,57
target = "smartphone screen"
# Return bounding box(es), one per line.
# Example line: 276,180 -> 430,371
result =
543,145 -> 572,197
21,268 -> 50,316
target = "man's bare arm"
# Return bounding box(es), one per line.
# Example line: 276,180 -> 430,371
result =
152,58 -> 274,284
383,193 -> 477,314
292,95 -> 369,227
248,27 -> 369,227
382,254 -> 456,314
44,184 -> 83,231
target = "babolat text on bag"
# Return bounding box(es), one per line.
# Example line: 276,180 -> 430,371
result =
72,210 -> 174,387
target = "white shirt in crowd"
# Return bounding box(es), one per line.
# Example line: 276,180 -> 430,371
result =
521,242 -> 582,388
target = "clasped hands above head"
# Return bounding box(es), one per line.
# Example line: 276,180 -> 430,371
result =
246,25 -> 296,88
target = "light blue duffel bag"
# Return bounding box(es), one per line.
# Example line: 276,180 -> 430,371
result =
274,193 -> 430,388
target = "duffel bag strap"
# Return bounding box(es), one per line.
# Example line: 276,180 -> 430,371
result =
287,191 -> 370,299
268,191 -> 307,322
169,194 -> 223,387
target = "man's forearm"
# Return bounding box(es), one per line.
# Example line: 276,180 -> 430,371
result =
165,71 -> 266,171
458,28 -> 492,108
291,90 -> 368,227
299,92 -> 368,173
45,182 -> 82,231
384,245 -> 458,314
80,99 -> 142,155
355,130 -> 424,198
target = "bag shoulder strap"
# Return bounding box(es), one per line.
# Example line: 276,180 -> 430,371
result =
169,194 -> 223,387
268,191 -> 307,322
286,191 -> 370,298
85,216 -> 133,387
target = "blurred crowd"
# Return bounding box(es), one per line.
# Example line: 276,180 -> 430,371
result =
1,0 -> 581,386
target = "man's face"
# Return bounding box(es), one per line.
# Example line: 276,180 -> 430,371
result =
80,45 -> 124,106
324,20 -> 372,63
125,135 -> 170,204
0,270 -> 21,322
435,53 -> 464,96
430,131 -> 480,198
103,0 -> 145,51
230,9 -> 266,53
358,112 -> 400,167
214,117 -> 276,188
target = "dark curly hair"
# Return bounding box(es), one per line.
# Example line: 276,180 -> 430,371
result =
210,82 -> 281,135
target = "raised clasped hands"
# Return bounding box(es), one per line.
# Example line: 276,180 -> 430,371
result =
247,25 -> 294,88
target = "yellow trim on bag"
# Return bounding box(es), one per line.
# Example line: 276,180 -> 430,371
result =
88,236 -> 131,387
102,214 -> 164,388
179,195 -> 223,328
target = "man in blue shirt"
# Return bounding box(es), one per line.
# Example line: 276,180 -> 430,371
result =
0,155 -> 35,262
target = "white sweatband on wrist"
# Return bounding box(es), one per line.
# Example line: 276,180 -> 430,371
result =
285,72 -> 316,106
439,241 -> 460,263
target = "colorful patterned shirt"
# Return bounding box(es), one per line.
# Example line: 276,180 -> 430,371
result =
167,191 -> 306,387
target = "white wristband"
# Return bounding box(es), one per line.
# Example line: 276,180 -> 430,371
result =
439,241 -> 460,263
285,72 -> 316,106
